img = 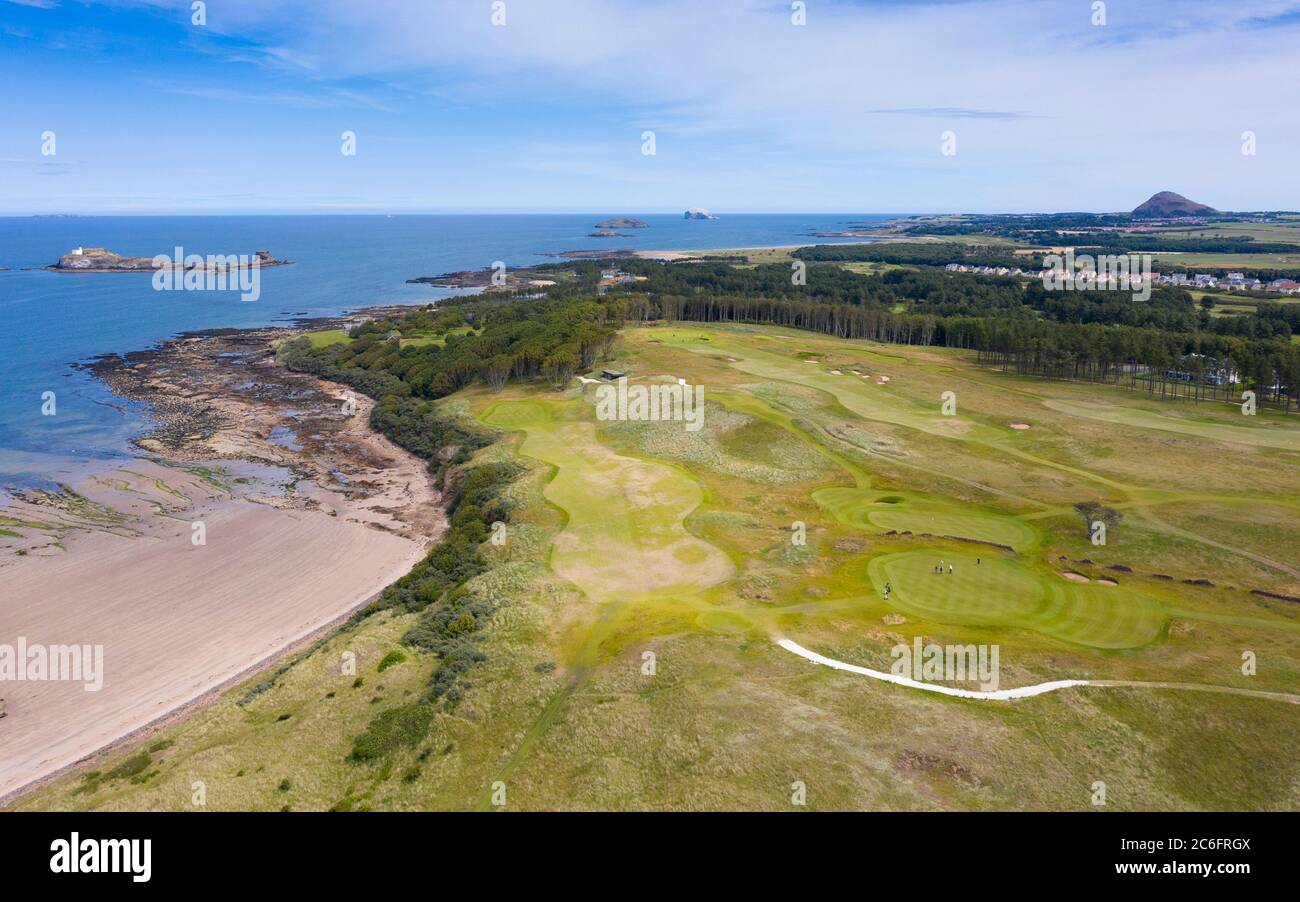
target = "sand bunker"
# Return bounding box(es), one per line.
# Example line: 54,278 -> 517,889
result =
1096,579 -> 1118,587
1062,571 -> 1090,583
1009,423 -> 1032,430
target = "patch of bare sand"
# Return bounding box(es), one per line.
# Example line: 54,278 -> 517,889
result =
633,249 -> 701,261
0,488 -> 423,800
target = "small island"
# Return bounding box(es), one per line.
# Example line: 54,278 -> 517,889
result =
49,247 -> 291,272
683,208 -> 718,220
587,230 -> 631,238
595,217 -> 648,229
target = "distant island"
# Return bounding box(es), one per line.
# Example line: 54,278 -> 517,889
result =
595,217 -> 648,229
49,247 -> 291,272
684,208 -> 718,220
1132,191 -> 1218,218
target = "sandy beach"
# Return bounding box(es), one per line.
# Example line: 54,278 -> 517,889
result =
0,322 -> 442,802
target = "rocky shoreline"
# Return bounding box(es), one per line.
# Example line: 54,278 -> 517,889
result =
83,307 -> 442,541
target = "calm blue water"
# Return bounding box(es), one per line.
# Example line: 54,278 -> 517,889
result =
0,213 -> 890,487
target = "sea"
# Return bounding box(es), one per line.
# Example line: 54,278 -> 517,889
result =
0,213 -> 892,489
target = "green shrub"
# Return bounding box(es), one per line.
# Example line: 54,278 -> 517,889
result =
348,703 -> 437,763
377,650 -> 407,672
105,751 -> 151,782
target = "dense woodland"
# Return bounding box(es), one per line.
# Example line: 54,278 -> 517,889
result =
603,260 -> 1300,411
282,295 -> 620,400
284,250 -> 1299,425
794,242 -> 1035,268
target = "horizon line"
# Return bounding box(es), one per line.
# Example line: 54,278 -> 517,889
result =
3,208 -> 1286,219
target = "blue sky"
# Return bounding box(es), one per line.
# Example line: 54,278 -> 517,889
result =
3,0 -> 1300,214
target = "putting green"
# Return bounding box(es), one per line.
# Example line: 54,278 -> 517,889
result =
868,550 -> 1166,649
1034,581 -> 1167,649
481,399 -> 733,603
814,487 -> 1037,550
871,552 -> 1049,624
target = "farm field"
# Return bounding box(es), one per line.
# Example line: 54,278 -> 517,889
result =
1151,250 -> 1300,270
18,322 -> 1300,812
1148,219 -> 1300,244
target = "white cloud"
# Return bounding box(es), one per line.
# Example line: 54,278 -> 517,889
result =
32,0 -> 1300,210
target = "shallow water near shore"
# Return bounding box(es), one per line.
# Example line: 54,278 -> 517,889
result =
0,213 -> 886,488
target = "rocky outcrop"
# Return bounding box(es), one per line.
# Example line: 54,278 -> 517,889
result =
51,247 -> 290,271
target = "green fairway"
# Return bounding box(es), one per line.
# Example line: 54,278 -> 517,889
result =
658,331 -> 1005,442
303,328 -> 352,349
481,399 -> 733,605
1044,399 -> 1300,451
399,325 -> 476,347
814,486 -> 1038,550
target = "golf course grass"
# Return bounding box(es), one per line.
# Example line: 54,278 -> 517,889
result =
1044,399 -> 1300,451
22,319 -> 1299,813
867,550 -> 1167,649
480,398 -> 733,604
814,486 -> 1039,550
